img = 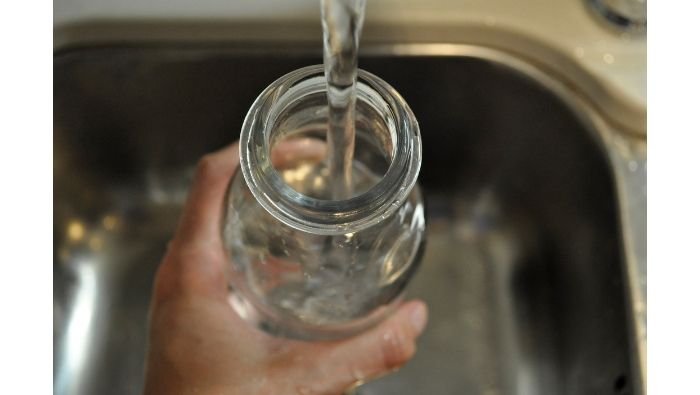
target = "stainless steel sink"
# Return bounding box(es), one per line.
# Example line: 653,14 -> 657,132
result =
54,45 -> 645,395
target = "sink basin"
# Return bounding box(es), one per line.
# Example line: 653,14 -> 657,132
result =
54,46 -> 640,395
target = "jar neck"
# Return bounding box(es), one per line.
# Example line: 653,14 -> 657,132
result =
239,65 -> 421,235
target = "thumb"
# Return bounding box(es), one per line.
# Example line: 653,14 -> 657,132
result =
312,300 -> 428,393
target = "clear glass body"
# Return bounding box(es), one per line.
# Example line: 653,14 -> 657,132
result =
222,65 -> 424,340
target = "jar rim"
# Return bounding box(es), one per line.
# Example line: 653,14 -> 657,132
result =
239,65 -> 421,235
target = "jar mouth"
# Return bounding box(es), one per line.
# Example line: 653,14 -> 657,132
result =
239,65 -> 421,235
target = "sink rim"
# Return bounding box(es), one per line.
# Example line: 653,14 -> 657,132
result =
53,42 -> 647,394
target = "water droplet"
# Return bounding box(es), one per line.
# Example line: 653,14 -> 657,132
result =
628,160 -> 639,172
603,53 -> 615,64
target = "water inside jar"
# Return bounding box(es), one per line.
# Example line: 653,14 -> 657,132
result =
227,130 -> 421,326
229,138 -> 421,325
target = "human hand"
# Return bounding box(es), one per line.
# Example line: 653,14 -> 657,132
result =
144,142 -> 428,395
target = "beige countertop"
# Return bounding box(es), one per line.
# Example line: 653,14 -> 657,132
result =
55,0 -> 646,131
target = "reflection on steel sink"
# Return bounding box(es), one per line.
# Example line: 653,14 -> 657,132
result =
54,46 -> 643,395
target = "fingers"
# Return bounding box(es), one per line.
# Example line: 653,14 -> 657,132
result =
270,138 -> 327,170
159,139 -> 323,301
175,138 -> 328,247
155,142 -> 239,302
312,300 -> 429,393
174,142 -> 240,247
174,138 -> 325,246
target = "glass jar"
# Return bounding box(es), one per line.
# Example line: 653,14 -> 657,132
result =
222,65 -> 424,340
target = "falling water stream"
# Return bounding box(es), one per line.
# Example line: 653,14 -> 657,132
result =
321,0 -> 367,199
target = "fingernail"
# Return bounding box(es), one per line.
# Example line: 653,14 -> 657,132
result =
409,303 -> 428,333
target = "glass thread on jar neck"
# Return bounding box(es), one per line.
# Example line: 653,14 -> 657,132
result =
239,65 -> 421,236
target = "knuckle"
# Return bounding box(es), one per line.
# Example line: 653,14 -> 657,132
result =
153,246 -> 224,303
195,154 -> 218,180
152,265 -> 184,307
379,325 -> 416,370
152,255 -> 177,301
